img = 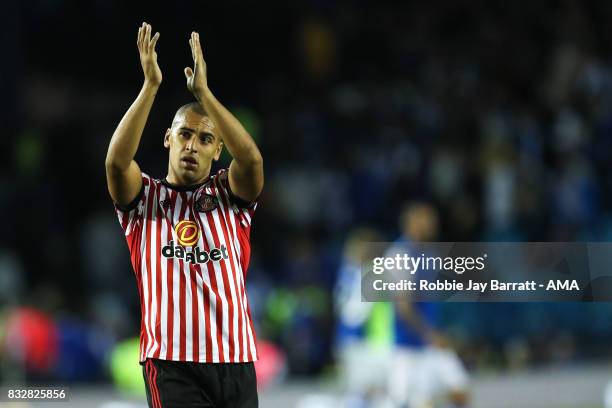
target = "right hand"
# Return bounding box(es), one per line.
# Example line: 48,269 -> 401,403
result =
137,22 -> 161,87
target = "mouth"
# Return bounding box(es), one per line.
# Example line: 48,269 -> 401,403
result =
181,156 -> 198,167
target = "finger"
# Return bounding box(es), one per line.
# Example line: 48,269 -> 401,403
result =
138,23 -> 146,49
195,32 -> 203,59
137,27 -> 142,48
149,32 -> 160,52
189,36 -> 195,62
196,33 -> 205,63
184,67 -> 193,79
145,24 -> 151,47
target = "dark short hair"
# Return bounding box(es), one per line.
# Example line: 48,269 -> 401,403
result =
171,102 -> 207,127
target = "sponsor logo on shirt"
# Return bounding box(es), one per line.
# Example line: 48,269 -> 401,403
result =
162,240 -> 229,265
175,220 -> 199,246
162,220 -> 229,264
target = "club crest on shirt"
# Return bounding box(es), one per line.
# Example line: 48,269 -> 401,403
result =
195,193 -> 218,212
159,199 -> 171,209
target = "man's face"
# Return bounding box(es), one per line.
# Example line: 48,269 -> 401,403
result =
402,205 -> 439,242
164,109 -> 223,184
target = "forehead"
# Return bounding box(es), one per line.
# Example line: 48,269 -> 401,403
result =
175,109 -> 215,132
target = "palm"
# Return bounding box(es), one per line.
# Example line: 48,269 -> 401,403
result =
142,52 -> 161,83
185,32 -> 208,97
137,22 -> 162,86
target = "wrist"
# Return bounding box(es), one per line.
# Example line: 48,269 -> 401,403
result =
195,86 -> 213,102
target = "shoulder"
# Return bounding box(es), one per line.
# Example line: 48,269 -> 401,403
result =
212,168 -> 228,181
211,168 -> 256,210
143,173 -> 169,191
114,172 -> 155,212
143,172 -> 159,184
140,173 -> 163,196
208,168 -> 230,190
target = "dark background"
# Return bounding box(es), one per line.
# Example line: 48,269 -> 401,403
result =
3,0 -> 612,392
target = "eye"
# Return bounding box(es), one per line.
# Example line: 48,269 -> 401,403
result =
180,130 -> 190,138
200,135 -> 213,144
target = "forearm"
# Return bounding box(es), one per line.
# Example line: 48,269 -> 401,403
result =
105,82 -> 159,171
196,88 -> 262,165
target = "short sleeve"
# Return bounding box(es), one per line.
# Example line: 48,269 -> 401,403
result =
214,169 -> 258,229
114,172 -> 150,236
215,169 -> 258,209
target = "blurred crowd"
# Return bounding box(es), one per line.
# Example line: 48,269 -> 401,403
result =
2,0 -> 612,386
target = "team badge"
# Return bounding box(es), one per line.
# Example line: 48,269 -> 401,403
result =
195,193 -> 218,212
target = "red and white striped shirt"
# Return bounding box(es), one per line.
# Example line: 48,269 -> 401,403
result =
114,169 -> 258,363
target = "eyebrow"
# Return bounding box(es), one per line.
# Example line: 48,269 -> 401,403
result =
179,127 -> 215,139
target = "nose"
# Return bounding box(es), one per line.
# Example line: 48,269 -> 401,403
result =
185,136 -> 197,152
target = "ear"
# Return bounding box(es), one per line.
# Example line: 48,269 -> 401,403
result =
163,128 -> 171,149
213,142 -> 224,161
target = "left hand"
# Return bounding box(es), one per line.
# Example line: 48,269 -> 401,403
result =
184,31 -> 208,98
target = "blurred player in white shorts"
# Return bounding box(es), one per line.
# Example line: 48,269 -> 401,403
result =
389,342 -> 469,408
387,204 -> 470,408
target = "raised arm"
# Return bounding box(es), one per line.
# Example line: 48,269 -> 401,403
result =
184,32 -> 264,203
105,22 -> 161,207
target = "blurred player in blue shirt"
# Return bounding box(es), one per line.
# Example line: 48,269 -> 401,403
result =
335,228 -> 394,408
387,203 -> 470,408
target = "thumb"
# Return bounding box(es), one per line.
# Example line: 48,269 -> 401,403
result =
184,67 -> 193,79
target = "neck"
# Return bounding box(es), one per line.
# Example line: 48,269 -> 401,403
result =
166,164 -> 211,186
